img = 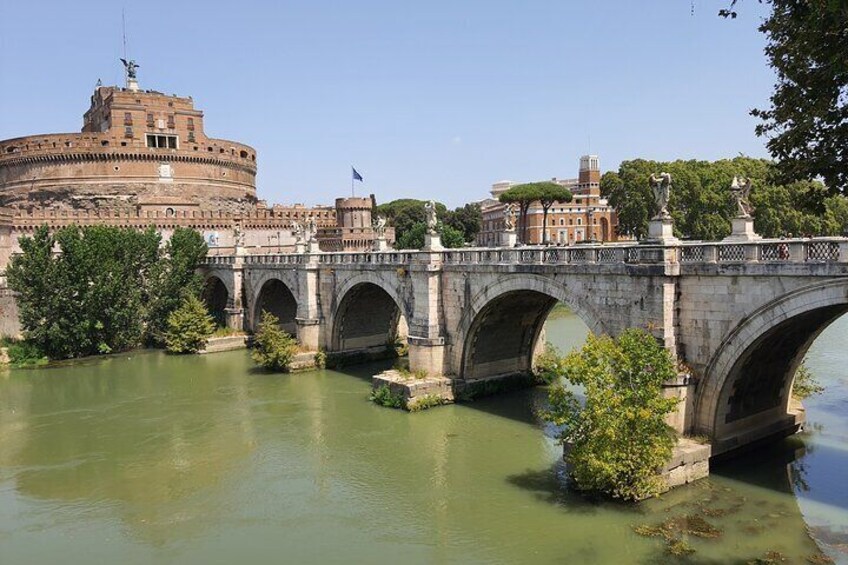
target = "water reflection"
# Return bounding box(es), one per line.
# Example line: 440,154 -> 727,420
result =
0,309 -> 844,564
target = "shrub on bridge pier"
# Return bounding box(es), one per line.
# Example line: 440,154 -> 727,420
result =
542,329 -> 679,501
251,311 -> 299,372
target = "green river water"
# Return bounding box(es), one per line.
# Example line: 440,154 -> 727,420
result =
0,311 -> 846,564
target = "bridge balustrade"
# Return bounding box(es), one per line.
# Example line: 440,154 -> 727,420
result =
199,238 -> 848,268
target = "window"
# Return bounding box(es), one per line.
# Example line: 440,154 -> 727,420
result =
124,127 -> 133,138
146,134 -> 179,149
577,218 -> 582,226
188,132 -> 196,142
124,112 -> 133,125
187,118 -> 195,131
167,114 -> 175,129
147,113 -> 154,127
559,218 -> 564,226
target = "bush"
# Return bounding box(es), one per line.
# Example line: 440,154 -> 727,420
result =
792,360 -> 824,400
252,311 -> 299,371
370,385 -> 405,409
164,295 -> 215,354
542,329 -> 679,501
533,342 -> 564,384
6,339 -> 49,368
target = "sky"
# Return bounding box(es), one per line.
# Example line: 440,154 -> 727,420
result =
0,1 -> 776,208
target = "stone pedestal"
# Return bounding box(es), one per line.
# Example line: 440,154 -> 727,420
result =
644,217 -> 679,245
407,335 -> 446,377
307,239 -> 321,254
295,317 -> 321,351
294,240 -> 306,254
660,439 -> 711,492
224,307 -> 244,331
372,237 -> 389,252
500,231 -> 517,248
423,233 -> 443,251
724,216 -> 760,242
372,369 -> 456,411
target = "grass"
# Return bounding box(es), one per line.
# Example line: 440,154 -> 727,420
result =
407,394 -> 447,412
2,338 -> 49,368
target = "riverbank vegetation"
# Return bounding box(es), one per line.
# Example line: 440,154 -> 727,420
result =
792,360 -> 824,400
164,295 -> 216,354
542,329 -> 678,501
251,311 -> 299,371
6,225 -> 208,361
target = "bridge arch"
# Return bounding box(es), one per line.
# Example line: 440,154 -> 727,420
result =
330,273 -> 410,353
252,278 -> 298,335
453,275 -> 605,380
694,279 -> 848,454
202,275 -> 230,327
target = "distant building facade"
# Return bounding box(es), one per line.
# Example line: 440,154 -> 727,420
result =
477,155 -> 621,246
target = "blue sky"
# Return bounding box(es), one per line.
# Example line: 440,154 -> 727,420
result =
0,1 -> 775,208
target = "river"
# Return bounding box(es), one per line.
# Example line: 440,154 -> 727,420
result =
0,310 -> 845,564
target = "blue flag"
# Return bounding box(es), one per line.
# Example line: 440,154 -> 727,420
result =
352,167 -> 363,182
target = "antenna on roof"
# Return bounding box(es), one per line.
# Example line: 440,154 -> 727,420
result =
122,8 -> 128,65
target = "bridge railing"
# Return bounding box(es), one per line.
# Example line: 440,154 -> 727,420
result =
199,238 -> 848,268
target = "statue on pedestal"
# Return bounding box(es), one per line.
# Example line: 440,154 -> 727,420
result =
730,176 -> 753,218
120,58 -> 140,80
292,221 -> 304,243
306,216 -> 317,241
503,203 -> 516,232
424,200 -> 438,236
649,172 -> 673,220
373,215 -> 387,239
232,223 -> 245,247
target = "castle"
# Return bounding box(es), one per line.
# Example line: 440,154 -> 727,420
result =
0,63 -> 392,266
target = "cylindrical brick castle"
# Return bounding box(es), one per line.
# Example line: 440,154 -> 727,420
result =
0,85 -> 257,213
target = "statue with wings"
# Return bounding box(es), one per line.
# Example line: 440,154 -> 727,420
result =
730,176 -> 753,218
120,58 -> 140,79
648,172 -> 673,220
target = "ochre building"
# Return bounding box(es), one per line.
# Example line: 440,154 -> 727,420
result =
477,155 -> 623,246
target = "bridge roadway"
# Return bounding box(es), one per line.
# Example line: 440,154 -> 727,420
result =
201,237 -> 848,457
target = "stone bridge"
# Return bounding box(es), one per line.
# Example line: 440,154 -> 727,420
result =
201,237 -> 848,457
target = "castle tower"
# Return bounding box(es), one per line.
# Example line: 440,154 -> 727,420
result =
578,154 -> 600,186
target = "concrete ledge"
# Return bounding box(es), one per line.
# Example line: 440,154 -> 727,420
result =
289,351 -> 320,372
201,335 -> 248,354
454,372 -> 536,400
372,369 -> 455,410
661,438 -> 711,492
326,345 -> 400,368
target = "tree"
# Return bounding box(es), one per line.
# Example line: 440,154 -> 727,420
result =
499,183 -> 545,244
538,183 -> 573,244
748,1 -> 848,194
252,310 -> 299,371
375,199 -> 448,243
395,221 -> 465,249
8,225 -> 161,359
164,294 -> 215,354
601,156 -> 848,240
542,329 -> 679,501
7,224 -> 207,359
443,203 -> 483,243
147,227 -> 209,345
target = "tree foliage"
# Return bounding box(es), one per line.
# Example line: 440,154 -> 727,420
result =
395,221 -> 465,249
749,0 -> 848,194
601,157 -> 848,240
251,310 -> 299,371
7,225 -> 208,359
164,294 -> 215,354
147,227 -> 209,345
499,183 -> 543,243
376,199 -> 481,244
542,329 -> 679,501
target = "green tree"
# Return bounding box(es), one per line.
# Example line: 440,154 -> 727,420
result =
395,221 -> 465,249
252,310 -> 299,371
443,203 -> 483,243
542,329 -> 679,501
164,294 -> 215,354
537,183 -> 573,244
8,225 -> 161,359
499,183 -> 545,244
147,227 -> 209,345
747,1 -> 848,195
375,199 -> 448,243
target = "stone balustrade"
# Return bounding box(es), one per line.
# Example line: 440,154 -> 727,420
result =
201,237 -> 848,268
